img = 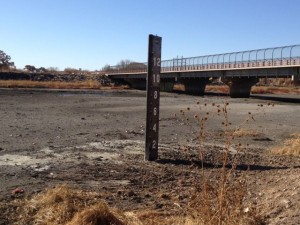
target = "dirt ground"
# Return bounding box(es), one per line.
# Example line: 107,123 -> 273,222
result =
0,88 -> 299,225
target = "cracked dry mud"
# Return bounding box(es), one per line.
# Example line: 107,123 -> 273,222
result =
0,89 -> 299,225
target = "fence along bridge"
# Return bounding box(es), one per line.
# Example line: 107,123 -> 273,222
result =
105,44 -> 300,97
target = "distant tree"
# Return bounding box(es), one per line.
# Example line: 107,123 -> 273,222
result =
38,67 -> 47,73
47,67 -> 59,73
116,60 -> 146,71
102,64 -> 112,71
127,62 -> 147,70
0,50 -> 14,71
24,65 -> 37,72
117,59 -> 131,69
81,69 -> 90,75
24,65 -> 36,72
64,67 -> 79,74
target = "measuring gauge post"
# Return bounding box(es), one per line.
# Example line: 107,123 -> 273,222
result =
145,35 -> 162,161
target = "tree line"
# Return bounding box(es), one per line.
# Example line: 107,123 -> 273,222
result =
1,49 -> 145,74
0,50 -> 93,74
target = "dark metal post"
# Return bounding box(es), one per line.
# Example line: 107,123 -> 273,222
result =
145,34 -> 162,161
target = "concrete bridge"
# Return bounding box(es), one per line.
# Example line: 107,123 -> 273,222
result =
105,44 -> 300,97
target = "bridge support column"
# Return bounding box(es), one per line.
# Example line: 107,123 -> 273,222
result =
222,77 -> 258,98
160,81 -> 174,92
292,69 -> 300,86
127,79 -> 146,90
182,78 -> 211,95
294,79 -> 300,86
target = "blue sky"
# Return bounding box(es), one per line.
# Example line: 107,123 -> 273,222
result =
1,0 -> 300,70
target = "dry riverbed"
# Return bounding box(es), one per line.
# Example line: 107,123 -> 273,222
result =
0,89 -> 299,224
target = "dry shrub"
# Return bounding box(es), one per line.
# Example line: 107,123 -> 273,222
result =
16,185 -> 132,225
184,180 -> 264,225
271,133 -> 300,156
176,102 -> 267,225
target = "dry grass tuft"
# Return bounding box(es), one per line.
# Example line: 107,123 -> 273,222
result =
66,203 -> 126,225
271,133 -> 300,156
16,185 -> 131,225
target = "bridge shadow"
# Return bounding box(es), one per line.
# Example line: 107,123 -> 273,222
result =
205,91 -> 229,97
156,158 -> 292,171
250,94 -> 300,103
173,90 -> 300,103
173,90 -> 229,97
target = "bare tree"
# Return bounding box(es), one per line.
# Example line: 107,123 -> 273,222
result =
117,59 -> 131,69
102,64 -> 112,71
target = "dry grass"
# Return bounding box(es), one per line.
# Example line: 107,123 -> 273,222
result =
0,80 -> 102,89
2,80 -> 298,94
271,133 -> 300,156
15,185 -> 132,225
177,84 -> 299,95
7,182 -> 264,225
252,86 -> 300,95
184,181 -> 263,225
205,85 -> 229,94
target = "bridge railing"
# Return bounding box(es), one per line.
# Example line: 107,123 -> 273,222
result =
104,45 -> 300,74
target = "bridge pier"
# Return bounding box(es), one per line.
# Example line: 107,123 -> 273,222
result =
294,79 -> 300,86
127,79 -> 146,90
182,78 -> 211,95
222,77 -> 258,98
292,69 -> 300,86
160,81 -> 174,92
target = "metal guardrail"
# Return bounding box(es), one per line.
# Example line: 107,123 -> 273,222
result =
104,44 -> 300,74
